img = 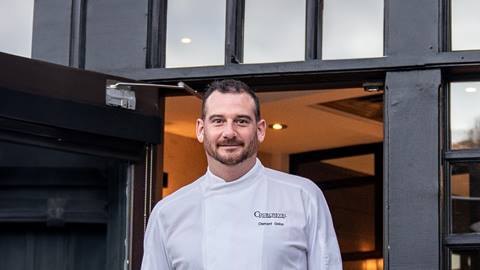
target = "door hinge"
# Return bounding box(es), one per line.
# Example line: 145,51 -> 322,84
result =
106,80 -> 136,110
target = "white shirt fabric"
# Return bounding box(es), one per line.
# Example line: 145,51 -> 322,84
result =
141,159 -> 342,270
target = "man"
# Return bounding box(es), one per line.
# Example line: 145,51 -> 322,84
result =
141,80 -> 342,270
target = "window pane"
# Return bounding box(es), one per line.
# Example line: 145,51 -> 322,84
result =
243,0 -> 305,64
451,0 -> 480,51
451,163 -> 480,234
343,259 -> 383,270
451,249 -> 480,270
165,0 -> 226,68
0,0 -> 34,57
294,154 -> 378,254
322,0 -> 383,60
450,82 -> 480,150
295,154 -> 375,182
325,185 -> 376,253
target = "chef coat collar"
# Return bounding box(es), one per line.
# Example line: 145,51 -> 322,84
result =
202,158 -> 263,192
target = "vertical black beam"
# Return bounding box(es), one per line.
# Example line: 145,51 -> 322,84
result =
225,0 -> 244,64
440,0 -> 450,52
84,0 -> 149,73
305,0 -> 321,60
374,143 -> 383,257
384,69 -> 441,269
146,0 -> 167,68
384,0 -> 439,56
132,152 -> 147,270
69,0 -> 87,68
154,95 -> 165,202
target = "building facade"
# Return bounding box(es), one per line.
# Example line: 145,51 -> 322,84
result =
2,0 -> 480,269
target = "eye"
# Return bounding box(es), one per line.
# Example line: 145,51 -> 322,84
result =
211,118 -> 224,124
235,118 -> 250,126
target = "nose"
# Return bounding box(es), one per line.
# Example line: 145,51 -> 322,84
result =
222,121 -> 237,139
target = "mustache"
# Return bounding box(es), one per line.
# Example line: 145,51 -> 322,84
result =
217,139 -> 244,146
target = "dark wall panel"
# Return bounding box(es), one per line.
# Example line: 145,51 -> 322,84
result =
32,0 -> 73,65
384,69 -> 441,269
385,0 -> 439,57
84,0 -> 149,72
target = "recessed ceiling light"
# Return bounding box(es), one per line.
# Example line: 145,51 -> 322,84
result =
465,87 -> 477,93
181,37 -> 192,44
269,123 -> 287,130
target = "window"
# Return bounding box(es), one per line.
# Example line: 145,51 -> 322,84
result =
450,82 -> 480,149
0,0 -> 34,57
445,82 -> 480,270
450,0 -> 480,51
165,0 -> 226,68
322,0 -> 384,60
243,0 -> 306,64
290,143 -> 383,267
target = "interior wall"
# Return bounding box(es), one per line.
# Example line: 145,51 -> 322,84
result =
162,132 -> 207,197
162,132 -> 289,197
258,151 -> 289,172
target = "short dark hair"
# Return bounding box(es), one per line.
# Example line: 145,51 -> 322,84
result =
202,79 -> 261,121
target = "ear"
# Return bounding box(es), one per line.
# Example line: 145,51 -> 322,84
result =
196,118 -> 205,143
256,119 -> 266,143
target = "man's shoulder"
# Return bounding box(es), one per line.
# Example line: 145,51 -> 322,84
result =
262,167 -> 322,196
153,175 -> 205,213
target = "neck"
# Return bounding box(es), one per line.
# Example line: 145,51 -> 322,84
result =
207,155 -> 257,182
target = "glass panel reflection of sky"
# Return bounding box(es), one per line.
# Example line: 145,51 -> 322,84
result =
451,0 -> 480,51
450,82 -> 480,149
322,0 -> 383,60
243,0 -> 305,64
166,0 -> 226,68
0,0 -> 34,58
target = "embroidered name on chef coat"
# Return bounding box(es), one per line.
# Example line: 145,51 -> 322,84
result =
254,210 -> 287,226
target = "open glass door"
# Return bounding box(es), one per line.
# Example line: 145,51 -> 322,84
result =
0,52 -> 163,270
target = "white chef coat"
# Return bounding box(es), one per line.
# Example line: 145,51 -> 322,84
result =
141,159 -> 342,270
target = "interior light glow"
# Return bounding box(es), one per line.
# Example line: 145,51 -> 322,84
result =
465,87 -> 477,93
181,37 -> 192,44
269,123 -> 287,130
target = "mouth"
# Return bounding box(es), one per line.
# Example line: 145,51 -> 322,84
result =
218,144 -> 242,148
217,143 -> 243,150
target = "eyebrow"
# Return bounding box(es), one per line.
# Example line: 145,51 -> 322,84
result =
236,115 -> 253,120
207,114 -> 253,121
208,114 -> 225,121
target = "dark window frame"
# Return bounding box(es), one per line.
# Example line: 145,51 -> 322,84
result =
149,0 -> 387,68
445,0 -> 480,54
290,142 -> 383,261
443,80 -> 480,269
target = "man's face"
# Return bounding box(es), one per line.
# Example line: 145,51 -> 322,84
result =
196,91 -> 266,166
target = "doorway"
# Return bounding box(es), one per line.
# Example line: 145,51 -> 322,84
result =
161,86 -> 384,270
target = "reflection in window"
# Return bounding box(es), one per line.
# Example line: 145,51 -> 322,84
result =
243,0 -> 305,64
322,0 -> 383,60
165,0 -> 226,68
451,163 -> 480,234
296,154 -> 375,182
451,249 -> 480,270
451,0 -> 480,51
343,259 -> 384,270
0,0 -> 34,57
297,154 -> 376,255
325,185 -> 376,253
0,141 -> 131,269
450,82 -> 480,149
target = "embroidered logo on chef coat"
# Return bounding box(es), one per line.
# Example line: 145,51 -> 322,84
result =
253,211 -> 286,226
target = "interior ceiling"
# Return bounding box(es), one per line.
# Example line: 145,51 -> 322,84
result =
165,87 -> 383,155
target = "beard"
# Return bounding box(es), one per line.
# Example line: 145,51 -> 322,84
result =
204,136 -> 258,166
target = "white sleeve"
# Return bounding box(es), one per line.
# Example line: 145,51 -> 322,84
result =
141,210 -> 173,270
307,188 -> 343,270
